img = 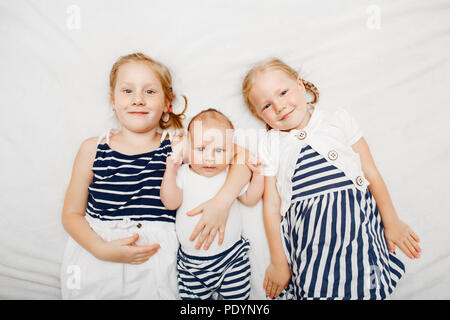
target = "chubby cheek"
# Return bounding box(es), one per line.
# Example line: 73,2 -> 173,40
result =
113,92 -> 130,110
260,111 -> 278,127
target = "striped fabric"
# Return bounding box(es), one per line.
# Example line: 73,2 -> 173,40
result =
282,145 -> 405,299
177,237 -> 251,300
85,138 -> 177,223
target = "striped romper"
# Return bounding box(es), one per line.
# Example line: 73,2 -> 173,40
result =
281,145 -> 405,300
61,129 -> 180,299
177,237 -> 251,300
174,165 -> 251,300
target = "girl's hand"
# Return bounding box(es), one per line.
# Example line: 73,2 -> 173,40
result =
187,196 -> 232,250
263,261 -> 291,299
96,234 -> 161,265
384,219 -> 421,259
166,154 -> 182,171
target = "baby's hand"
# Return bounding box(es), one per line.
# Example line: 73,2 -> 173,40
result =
166,154 -> 182,171
384,219 -> 421,259
263,261 -> 291,299
246,152 -> 265,176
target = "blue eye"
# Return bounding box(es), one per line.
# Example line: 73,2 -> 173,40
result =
215,148 -> 223,153
146,89 -> 154,94
196,147 -> 204,152
124,89 -> 132,94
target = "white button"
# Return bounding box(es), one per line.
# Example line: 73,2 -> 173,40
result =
328,150 -> 338,161
297,130 -> 307,140
356,176 -> 364,186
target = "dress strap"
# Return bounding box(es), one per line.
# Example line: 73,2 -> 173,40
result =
160,129 -> 173,143
96,128 -> 112,145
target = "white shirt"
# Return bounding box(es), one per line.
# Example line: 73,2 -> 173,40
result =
234,106 -> 369,217
175,164 -> 248,256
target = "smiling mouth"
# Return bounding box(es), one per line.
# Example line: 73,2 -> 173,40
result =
281,109 -> 294,121
129,111 -> 149,115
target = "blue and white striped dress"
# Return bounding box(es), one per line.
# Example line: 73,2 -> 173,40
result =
85,137 -> 176,223
61,130 -> 180,299
281,145 -> 405,300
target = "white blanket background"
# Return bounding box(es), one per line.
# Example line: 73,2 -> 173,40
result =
0,0 -> 449,299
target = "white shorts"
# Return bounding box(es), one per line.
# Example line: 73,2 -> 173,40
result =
60,215 -> 179,299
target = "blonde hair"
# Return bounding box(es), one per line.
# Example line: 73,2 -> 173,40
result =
187,108 -> 234,133
109,52 -> 187,130
242,58 -> 319,130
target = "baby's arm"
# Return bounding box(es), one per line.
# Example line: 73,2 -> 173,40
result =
62,138 -> 160,264
352,137 -> 421,259
238,154 -> 264,206
160,155 -> 183,210
262,176 -> 291,299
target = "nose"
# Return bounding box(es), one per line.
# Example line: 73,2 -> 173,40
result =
132,93 -> 145,106
273,101 -> 286,114
203,149 -> 215,164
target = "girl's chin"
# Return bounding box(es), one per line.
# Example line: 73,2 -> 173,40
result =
123,122 -> 159,134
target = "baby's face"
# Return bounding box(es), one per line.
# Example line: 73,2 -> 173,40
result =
188,119 -> 234,178
249,70 -> 310,131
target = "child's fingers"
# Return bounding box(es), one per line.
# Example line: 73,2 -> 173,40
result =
410,231 -> 420,243
136,244 -> 161,252
218,226 -> 225,246
407,236 -> 421,257
396,242 -> 411,259
187,206 -> 203,217
269,283 -> 278,298
265,282 -> 273,297
135,244 -> 161,255
189,218 -> 205,241
130,257 -> 150,265
274,285 -> 283,299
115,234 -> 139,246
203,228 -> 218,250
403,238 -> 419,258
196,225 -> 212,250
387,239 -> 396,253
263,275 -> 268,291
400,240 -> 416,259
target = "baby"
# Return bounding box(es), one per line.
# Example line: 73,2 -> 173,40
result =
160,108 -> 264,300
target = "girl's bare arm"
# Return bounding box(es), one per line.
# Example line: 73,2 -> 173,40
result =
352,137 -> 421,259
62,138 -> 159,264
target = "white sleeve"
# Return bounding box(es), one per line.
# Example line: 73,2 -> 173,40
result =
258,131 -> 279,176
175,164 -> 187,189
337,108 -> 363,146
232,128 -> 259,155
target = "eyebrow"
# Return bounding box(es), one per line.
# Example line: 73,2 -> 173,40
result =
117,81 -> 158,87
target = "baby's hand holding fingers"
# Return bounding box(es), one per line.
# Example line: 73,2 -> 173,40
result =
246,153 -> 265,175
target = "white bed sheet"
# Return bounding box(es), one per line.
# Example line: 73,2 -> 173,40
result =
0,0 -> 449,299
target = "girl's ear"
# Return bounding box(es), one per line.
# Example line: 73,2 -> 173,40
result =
163,99 -> 170,113
110,91 -> 115,106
